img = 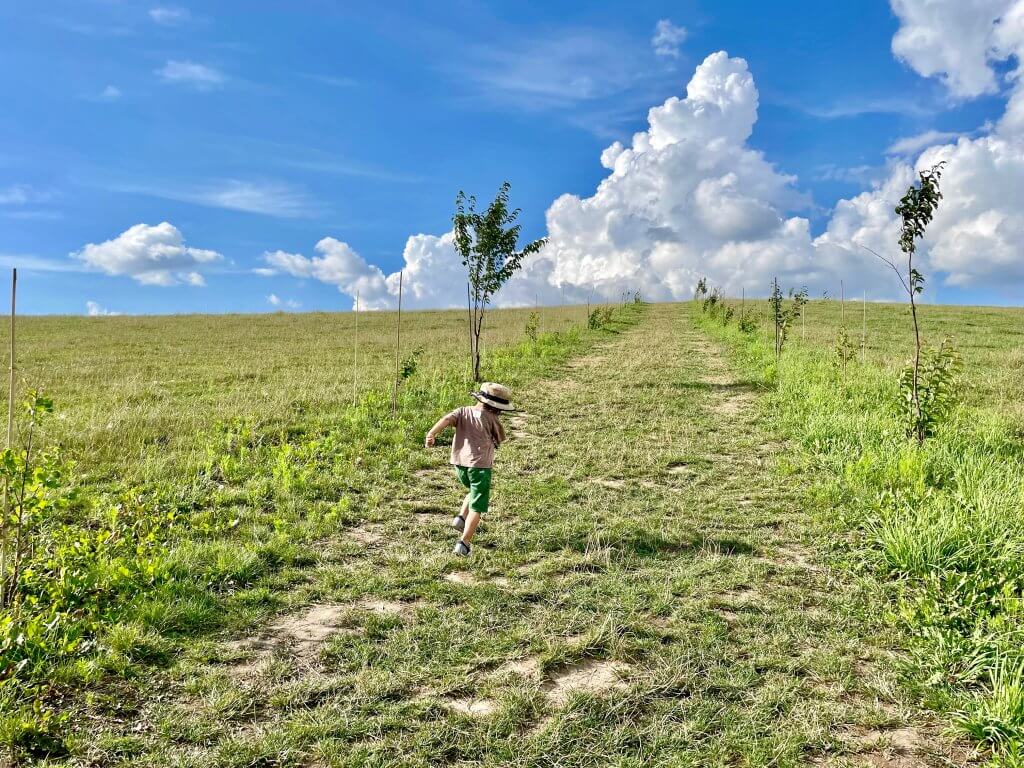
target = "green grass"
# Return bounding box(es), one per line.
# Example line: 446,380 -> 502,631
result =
699,297 -> 1024,764
3,297 -> 1020,766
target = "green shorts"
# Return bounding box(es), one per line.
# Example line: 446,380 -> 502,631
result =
455,465 -> 492,513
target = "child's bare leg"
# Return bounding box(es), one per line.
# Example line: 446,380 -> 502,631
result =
460,494 -> 471,519
462,510 -> 482,543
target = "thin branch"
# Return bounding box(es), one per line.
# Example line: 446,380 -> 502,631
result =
856,243 -> 912,298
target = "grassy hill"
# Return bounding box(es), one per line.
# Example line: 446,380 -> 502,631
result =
0,297 -> 1021,765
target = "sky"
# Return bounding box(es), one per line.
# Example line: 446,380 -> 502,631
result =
0,0 -> 1021,315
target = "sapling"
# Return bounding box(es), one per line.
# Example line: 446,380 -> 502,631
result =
835,326 -> 856,377
454,182 -> 545,382
0,391 -> 60,608
860,161 -> 947,443
768,278 -> 808,358
525,311 -> 540,342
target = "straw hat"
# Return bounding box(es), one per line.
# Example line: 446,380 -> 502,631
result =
472,382 -> 515,411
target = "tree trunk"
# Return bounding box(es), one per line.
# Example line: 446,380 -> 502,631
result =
472,305 -> 484,382
909,257 -> 924,443
466,283 -> 474,379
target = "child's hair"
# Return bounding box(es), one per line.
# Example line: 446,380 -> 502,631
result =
480,402 -> 502,415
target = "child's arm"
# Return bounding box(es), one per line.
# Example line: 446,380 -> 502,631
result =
425,412 -> 457,447
492,418 -> 506,447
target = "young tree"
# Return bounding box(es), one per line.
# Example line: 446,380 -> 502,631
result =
768,277 -> 808,358
454,182 -> 546,381
861,161 -> 945,443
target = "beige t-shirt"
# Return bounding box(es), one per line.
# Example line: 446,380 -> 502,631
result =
447,405 -> 506,468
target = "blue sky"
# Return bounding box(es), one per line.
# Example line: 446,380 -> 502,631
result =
0,1 -> 1016,314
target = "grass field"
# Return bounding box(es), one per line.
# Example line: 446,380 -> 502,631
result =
1,297 -> 1021,766
5,305 -> 587,480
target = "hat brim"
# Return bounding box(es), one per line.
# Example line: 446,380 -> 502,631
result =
472,391 -> 516,411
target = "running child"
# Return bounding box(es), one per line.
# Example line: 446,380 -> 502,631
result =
424,382 -> 513,557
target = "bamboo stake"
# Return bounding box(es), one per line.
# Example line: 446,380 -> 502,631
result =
862,290 -> 867,357
741,287 -> 745,325
467,282 -> 474,379
392,272 -> 403,416
352,291 -> 359,406
1,269 -> 14,606
841,279 -> 845,325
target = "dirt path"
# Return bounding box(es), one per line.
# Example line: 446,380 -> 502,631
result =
118,305 -> 966,767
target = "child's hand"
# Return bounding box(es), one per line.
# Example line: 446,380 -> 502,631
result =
425,434 -> 436,448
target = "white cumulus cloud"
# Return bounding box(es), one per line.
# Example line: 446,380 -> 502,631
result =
262,232 -> 466,310
264,239 -> 390,308
890,0 -> 1016,99
98,85 -> 122,101
73,222 -> 221,286
502,51 -> 846,303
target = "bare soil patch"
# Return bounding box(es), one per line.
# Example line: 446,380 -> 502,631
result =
445,697 -> 498,717
224,602 -> 351,675
348,524 -> 385,546
542,659 -> 630,705
444,571 -> 478,586
770,543 -> 819,572
358,598 -> 411,616
493,657 -> 541,680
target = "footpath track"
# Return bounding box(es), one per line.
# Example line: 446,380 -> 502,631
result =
117,305 -> 954,767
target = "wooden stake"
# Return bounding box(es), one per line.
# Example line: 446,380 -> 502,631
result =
392,272 -> 403,416
352,291 -> 359,406
862,290 -> 867,357
841,280 -> 845,325
1,269 -> 15,606
6,269 -> 13,446
741,287 -> 745,325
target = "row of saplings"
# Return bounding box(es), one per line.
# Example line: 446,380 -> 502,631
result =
696,161 -> 960,444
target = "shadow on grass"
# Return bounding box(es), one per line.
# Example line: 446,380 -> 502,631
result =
553,527 -> 756,559
672,380 -> 762,394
